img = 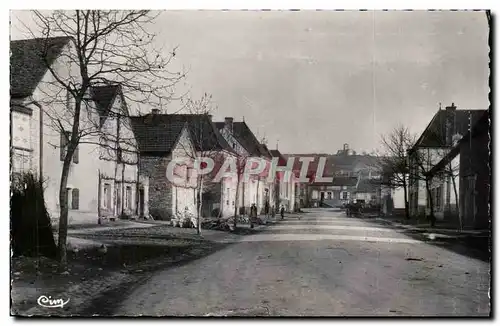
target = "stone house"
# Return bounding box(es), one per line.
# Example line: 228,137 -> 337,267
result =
408,103 -> 486,222
132,112 -> 237,219
10,36 -> 147,225
425,110 -> 490,229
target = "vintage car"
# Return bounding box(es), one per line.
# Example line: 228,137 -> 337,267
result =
345,200 -> 364,217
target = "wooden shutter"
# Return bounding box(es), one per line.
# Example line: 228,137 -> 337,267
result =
72,188 -> 79,210
60,131 -> 69,161
73,145 -> 79,163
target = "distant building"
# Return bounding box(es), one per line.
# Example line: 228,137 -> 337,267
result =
287,145 -> 383,208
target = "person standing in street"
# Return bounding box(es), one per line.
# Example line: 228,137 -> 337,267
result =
280,204 -> 285,220
250,203 -> 257,228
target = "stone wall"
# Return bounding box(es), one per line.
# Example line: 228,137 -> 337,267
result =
140,155 -> 173,220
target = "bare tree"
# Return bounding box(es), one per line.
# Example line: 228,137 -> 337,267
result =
21,10 -> 185,268
376,125 -> 416,219
232,154 -> 248,229
410,148 -> 438,226
177,93 -> 226,235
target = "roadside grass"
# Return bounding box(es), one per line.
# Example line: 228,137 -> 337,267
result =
11,230 -> 222,316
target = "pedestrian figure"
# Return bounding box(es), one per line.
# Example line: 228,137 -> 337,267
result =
280,204 -> 285,220
250,203 -> 257,228
265,201 -> 270,218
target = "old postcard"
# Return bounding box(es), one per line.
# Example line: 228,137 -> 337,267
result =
9,9 -> 491,317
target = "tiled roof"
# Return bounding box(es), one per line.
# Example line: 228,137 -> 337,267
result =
90,85 -> 122,127
269,149 -> 287,165
414,108 -> 487,149
282,154 -> 380,178
231,122 -> 266,157
259,143 -> 273,159
355,178 -> 381,193
310,176 -> 358,187
131,113 -> 234,155
10,36 -> 72,98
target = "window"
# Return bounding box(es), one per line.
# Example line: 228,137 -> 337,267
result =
327,192 -> 332,199
342,192 -> 348,200
435,186 -> 442,211
60,131 -> 79,163
126,186 -> 132,209
71,188 -> 79,210
103,183 -> 111,209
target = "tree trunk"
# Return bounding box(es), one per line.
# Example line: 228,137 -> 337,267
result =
402,176 -> 410,220
57,156 -> 72,269
135,157 -> 140,217
97,170 -> 102,218
233,175 -> 241,228
451,171 -> 461,231
256,177 -> 260,213
425,179 -> 435,227
121,163 -> 125,216
197,179 -> 202,235
57,99 -> 82,269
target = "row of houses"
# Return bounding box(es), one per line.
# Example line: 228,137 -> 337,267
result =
10,36 -> 298,225
288,144 -> 389,209
407,103 -> 490,230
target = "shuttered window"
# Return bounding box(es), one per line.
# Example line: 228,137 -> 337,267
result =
60,131 -> 70,161
73,145 -> 79,163
60,131 -> 79,163
71,188 -> 79,210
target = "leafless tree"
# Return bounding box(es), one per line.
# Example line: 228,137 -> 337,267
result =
232,154 -> 248,228
177,93 -> 226,235
376,125 -> 416,219
21,10 -> 185,268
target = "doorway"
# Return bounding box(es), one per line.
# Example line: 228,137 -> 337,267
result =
139,188 -> 145,218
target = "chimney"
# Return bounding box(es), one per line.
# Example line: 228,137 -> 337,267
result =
224,117 -> 233,133
445,103 -> 457,145
445,102 -> 457,112
151,108 -> 160,115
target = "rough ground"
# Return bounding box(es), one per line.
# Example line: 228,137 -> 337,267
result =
10,225 -> 241,316
109,208 -> 490,317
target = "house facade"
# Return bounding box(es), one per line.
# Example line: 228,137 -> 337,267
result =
408,103 -> 486,223
425,110 -> 490,230
10,36 -> 146,225
132,113 -> 237,220
218,119 -> 277,215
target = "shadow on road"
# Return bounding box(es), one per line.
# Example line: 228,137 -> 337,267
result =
353,216 -> 491,263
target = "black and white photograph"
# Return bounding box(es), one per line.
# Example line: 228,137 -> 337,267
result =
9,8 -> 491,317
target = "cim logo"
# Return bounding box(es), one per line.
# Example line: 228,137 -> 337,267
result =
37,295 -> 70,308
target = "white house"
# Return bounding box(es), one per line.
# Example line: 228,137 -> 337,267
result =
10,36 -> 147,225
408,104 -> 485,221
216,118 -> 276,215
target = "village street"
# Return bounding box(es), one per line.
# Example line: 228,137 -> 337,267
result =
113,209 -> 490,317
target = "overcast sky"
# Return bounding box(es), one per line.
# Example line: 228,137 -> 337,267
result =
11,10 -> 490,155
